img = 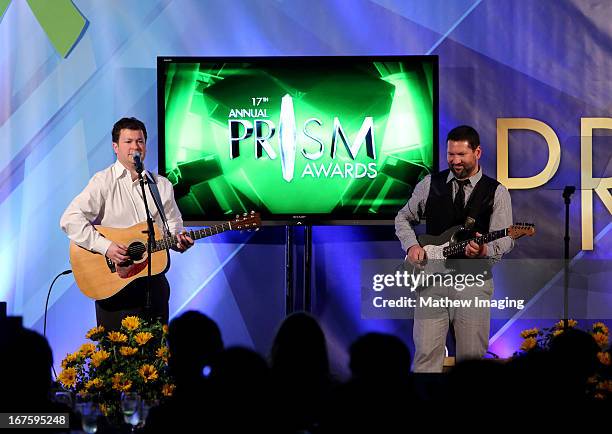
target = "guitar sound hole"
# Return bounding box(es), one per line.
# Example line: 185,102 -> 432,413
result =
127,242 -> 146,261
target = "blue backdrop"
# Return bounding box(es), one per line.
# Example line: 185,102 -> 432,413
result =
1,0 -> 610,377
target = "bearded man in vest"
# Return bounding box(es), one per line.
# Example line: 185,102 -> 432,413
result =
395,125 -> 514,373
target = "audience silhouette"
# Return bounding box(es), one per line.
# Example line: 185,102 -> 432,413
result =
2,311 -> 609,433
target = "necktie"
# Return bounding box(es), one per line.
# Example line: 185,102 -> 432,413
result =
453,179 -> 470,214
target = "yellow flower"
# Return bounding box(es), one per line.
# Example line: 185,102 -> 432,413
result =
596,380 -> 612,392
61,352 -> 78,369
520,328 -> 539,339
162,324 -> 169,335
553,330 -> 563,337
121,316 -> 141,331
520,337 -> 537,351
85,326 -> 105,340
156,346 -> 169,363
112,373 -> 132,392
135,332 -> 153,346
554,319 -> 577,329
597,352 -> 611,366
120,346 -> 138,356
85,378 -> 103,390
593,322 -> 609,335
592,332 -> 609,349
162,383 -> 175,397
58,367 -> 77,388
79,343 -> 96,358
139,364 -> 159,383
107,331 -> 128,343
99,403 -> 109,416
90,350 -> 110,368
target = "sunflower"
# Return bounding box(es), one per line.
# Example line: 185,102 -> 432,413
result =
592,332 -> 609,349
107,331 -> 128,343
120,346 -> 138,356
79,343 -> 96,358
520,328 -> 539,339
162,383 -> 176,397
85,378 -> 103,390
112,373 -> 132,392
90,350 -> 110,368
593,322 -> 609,335
597,352 -> 611,366
61,352 -> 78,369
156,346 -> 169,363
135,332 -> 153,346
554,319 -> 577,329
520,337 -> 537,351
162,324 -> 169,335
85,326 -> 105,340
139,364 -> 159,383
121,316 -> 141,331
58,367 -> 77,388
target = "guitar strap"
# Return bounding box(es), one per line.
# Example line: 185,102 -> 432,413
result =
146,172 -> 172,237
463,178 -> 494,229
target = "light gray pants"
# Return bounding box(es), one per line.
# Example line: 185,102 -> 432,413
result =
412,278 -> 494,373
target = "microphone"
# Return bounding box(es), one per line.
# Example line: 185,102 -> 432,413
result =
133,151 -> 144,174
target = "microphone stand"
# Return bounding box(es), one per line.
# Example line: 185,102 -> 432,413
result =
562,186 -> 576,330
136,164 -> 155,320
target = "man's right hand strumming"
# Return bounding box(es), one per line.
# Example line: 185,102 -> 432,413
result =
407,244 -> 426,268
106,242 -> 129,265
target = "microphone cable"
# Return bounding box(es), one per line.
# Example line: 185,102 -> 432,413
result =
44,269 -> 72,380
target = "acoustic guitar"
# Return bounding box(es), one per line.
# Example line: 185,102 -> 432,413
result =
70,211 -> 261,300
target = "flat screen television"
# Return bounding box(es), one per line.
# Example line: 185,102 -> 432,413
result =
157,56 -> 438,225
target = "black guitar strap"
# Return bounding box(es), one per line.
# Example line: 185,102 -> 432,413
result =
146,172 -> 172,237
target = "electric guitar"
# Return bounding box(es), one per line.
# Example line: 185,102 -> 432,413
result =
70,212 -> 261,300
406,223 -> 536,273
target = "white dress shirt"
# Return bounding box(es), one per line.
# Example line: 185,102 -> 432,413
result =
60,160 -> 185,255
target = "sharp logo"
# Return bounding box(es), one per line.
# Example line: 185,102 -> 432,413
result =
228,94 -> 378,182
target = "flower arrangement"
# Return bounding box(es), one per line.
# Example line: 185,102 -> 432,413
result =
57,317 -> 175,421
517,320 -> 611,399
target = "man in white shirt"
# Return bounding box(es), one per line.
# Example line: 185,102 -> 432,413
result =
61,117 -> 193,330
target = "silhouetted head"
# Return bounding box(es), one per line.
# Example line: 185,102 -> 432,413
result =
209,346 -> 270,394
168,311 -> 223,381
270,312 -> 329,381
549,328 -> 600,385
349,332 -> 411,382
0,326 -> 53,410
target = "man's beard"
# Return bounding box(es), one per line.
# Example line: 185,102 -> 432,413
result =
450,163 -> 472,179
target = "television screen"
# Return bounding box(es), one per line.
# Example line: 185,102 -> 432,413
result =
158,56 -> 438,224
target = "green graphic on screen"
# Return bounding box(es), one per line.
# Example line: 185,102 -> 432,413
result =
161,58 -> 436,221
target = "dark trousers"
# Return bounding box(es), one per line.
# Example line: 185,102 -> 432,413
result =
95,274 -> 170,331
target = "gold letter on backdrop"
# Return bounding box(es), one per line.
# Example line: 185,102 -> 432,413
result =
580,118 -> 612,250
497,118 -> 561,189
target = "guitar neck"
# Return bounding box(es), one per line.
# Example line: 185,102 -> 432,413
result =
152,222 -> 232,252
443,228 -> 508,257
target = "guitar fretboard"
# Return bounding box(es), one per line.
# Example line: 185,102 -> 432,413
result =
443,229 -> 508,257
152,222 -> 232,252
